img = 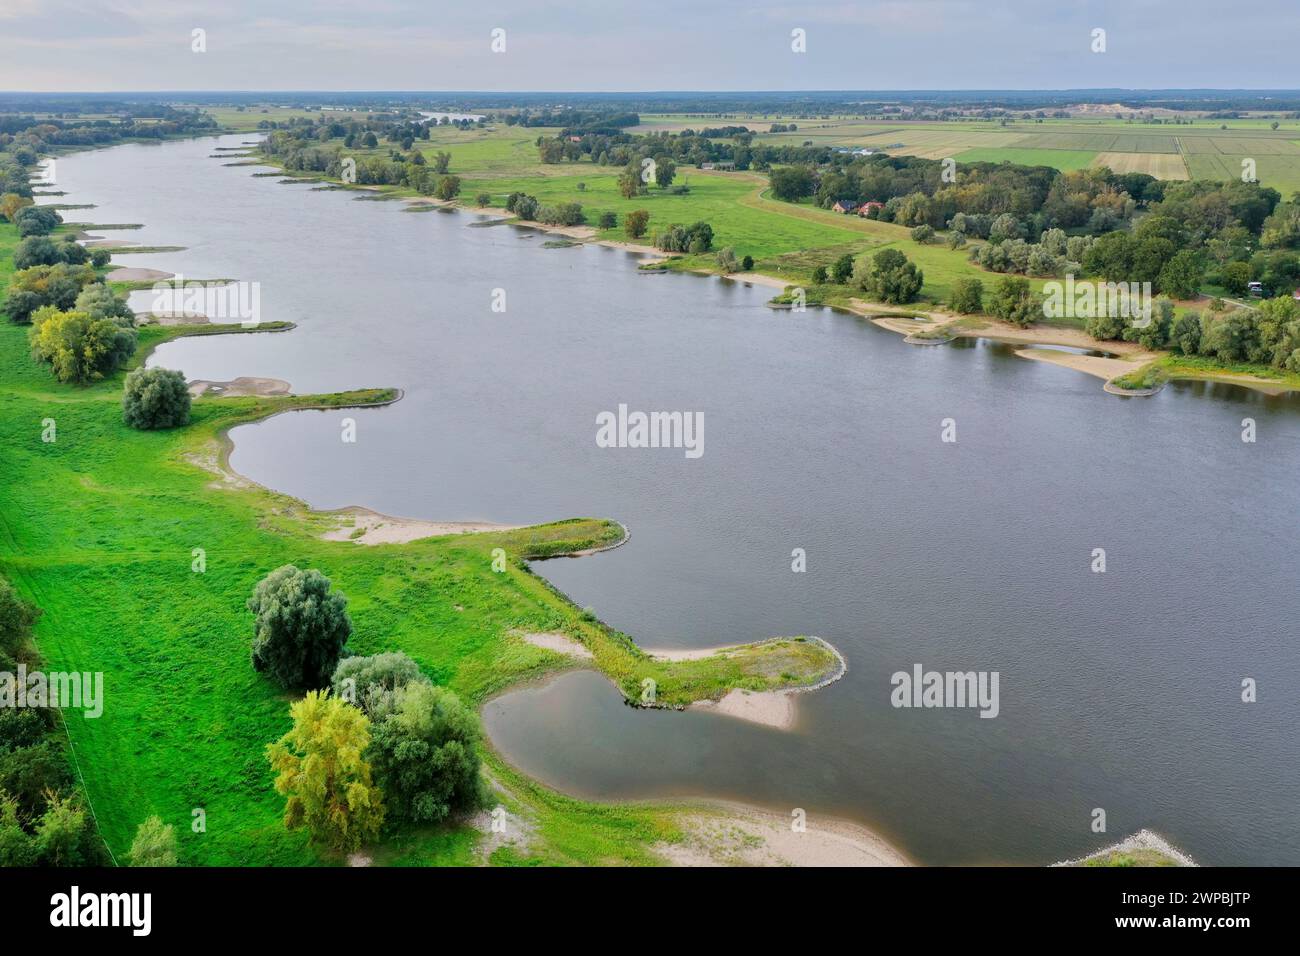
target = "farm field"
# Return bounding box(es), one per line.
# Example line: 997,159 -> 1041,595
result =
955,147 -> 1099,170
1092,151 -> 1190,178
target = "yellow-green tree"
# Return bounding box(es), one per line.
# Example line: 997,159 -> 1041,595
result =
267,691 -> 384,853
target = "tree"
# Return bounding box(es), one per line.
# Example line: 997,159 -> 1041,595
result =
597,211 -> 617,230
1170,311 -> 1203,355
855,248 -> 924,305
830,253 -> 855,284
13,236 -> 62,270
618,161 -> 644,200
811,265 -> 829,284
910,224 -> 935,244
74,284 -> 134,325
769,166 -> 816,201
950,278 -> 984,314
715,247 -> 739,272
0,790 -> 37,867
624,209 -> 650,239
266,691 -> 384,852
1222,261 -> 1253,296
654,158 -> 676,188
248,565 -> 351,690
741,255 -> 754,271
128,815 -> 178,866
28,308 -> 136,384
988,276 -> 1042,327
123,367 -> 192,430
13,205 -> 60,238
434,175 -> 461,201
35,792 -> 94,866
1122,296 -> 1175,350
331,651 -> 429,718
475,193 -> 492,207
1157,250 -> 1205,300
4,262 -> 98,323
367,683 -> 486,825
0,193 -> 32,223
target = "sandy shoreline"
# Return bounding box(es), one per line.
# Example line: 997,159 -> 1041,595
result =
320,504 -> 524,545
657,801 -> 911,867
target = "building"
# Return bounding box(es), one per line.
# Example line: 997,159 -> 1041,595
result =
858,201 -> 885,216
832,199 -> 859,214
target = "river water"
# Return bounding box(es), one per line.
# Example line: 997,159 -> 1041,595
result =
50,133 -> 1300,865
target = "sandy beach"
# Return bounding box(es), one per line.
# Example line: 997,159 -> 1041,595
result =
657,802 -> 911,867
320,505 -> 523,545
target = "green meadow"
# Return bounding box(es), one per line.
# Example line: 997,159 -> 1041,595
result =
0,218 -> 839,866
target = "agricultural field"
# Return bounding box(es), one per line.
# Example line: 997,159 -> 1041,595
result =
1091,151 -> 1189,179
955,147 -> 1099,171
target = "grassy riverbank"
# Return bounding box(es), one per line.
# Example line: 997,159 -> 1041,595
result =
0,218 -> 846,866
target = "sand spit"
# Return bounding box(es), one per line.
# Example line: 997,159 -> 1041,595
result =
657,803 -> 911,867
107,266 -> 173,282
517,631 -> 594,660
189,377 -> 290,398
1054,829 -> 1198,867
1014,346 -> 1152,382
644,637 -> 847,731
320,505 -> 523,545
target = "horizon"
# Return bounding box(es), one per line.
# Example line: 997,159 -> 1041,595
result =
3,0 -> 1299,91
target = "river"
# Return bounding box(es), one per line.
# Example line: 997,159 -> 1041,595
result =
49,133 -> 1300,865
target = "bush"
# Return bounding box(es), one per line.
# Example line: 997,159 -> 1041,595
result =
249,565 -> 351,690
28,308 -> 137,384
597,211 -> 617,230
0,578 -> 38,669
122,367 -> 191,430
433,174 -> 461,201
624,209 -> 650,239
128,815 -> 179,866
855,248 -> 924,305
949,278 -> 984,314
474,193 -> 491,207
331,651 -> 429,718
715,247 -> 739,272
741,255 -> 754,271
910,224 -> 935,244
811,265 -> 828,284
367,682 -> 486,825
987,276 -> 1042,327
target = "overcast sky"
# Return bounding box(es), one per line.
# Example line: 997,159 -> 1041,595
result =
0,0 -> 1295,92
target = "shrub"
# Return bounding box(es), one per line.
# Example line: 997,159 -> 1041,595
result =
433,174 -> 461,201
811,265 -> 828,284
367,683 -> 486,825
910,224 -> 935,244
597,211 -> 617,230
741,255 -> 754,271
624,209 -> 650,239
715,247 -> 739,272
128,815 -> 179,866
855,248 -> 924,305
28,308 -> 137,384
248,565 -> 351,690
474,192 -> 491,207
331,651 -> 429,718
122,367 -> 191,430
987,276 -> 1042,327
949,277 -> 984,314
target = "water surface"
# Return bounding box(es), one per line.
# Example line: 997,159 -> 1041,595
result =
50,134 -> 1300,865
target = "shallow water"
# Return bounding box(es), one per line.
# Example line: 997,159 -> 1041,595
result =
51,133 -> 1300,865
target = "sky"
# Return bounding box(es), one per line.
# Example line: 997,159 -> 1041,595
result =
0,0 -> 1296,92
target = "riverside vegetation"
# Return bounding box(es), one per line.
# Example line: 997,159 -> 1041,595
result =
0,196 -> 840,864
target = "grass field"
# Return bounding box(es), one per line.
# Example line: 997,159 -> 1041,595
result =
955,147 -> 1098,171
0,218 -> 841,866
